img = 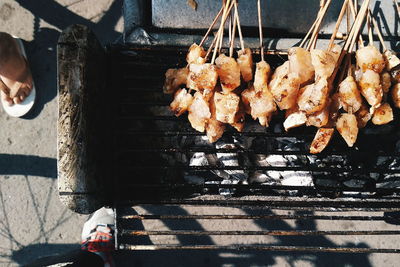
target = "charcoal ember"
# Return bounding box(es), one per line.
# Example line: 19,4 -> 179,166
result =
368,173 -> 381,182
219,179 -> 237,196
364,124 -> 395,135
389,159 -> 400,170
314,177 -> 341,187
280,171 -> 313,187
281,138 -> 307,151
185,152 -> 208,185
184,175 -> 205,184
248,172 -> 279,184
343,178 -> 370,188
257,154 -> 288,167
215,140 -> 247,182
285,155 -> 308,166
377,174 -> 400,188
321,155 -> 348,168
375,156 -> 400,171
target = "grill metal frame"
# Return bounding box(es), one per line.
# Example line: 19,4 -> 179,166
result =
107,44 -> 400,253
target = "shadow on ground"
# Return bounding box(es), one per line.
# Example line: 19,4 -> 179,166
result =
11,243 -> 80,265
0,153 -> 56,178
14,0 -> 122,119
112,206 -> 372,267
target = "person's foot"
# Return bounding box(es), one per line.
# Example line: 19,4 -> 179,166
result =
81,207 -> 115,267
0,32 -> 33,106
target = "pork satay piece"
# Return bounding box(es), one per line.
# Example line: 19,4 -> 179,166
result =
242,85 -> 276,126
241,84 -> 255,114
310,128 -> 334,154
206,119 -> 225,143
358,69 -> 383,108
215,54 -> 241,93
283,105 -> 307,131
356,45 -> 385,73
271,61 -> 289,80
170,88 -> 193,116
258,113 -> 274,128
381,71 -> 392,93
391,83 -> 400,108
326,93 -> 342,127
306,103 -> 329,128
384,50 -> 400,71
288,47 -> 315,85
355,101 -> 372,128
231,104 -> 246,132
390,66 -> 400,83
163,67 -> 189,94
250,90 -> 276,127
187,63 -> 218,92
206,93 -> 226,143
188,92 -> 211,132
237,48 -> 254,82
297,78 -> 329,115
336,113 -> 358,147
214,91 -> 240,124
254,61 -> 271,92
311,49 -> 336,79
329,44 -> 342,63
269,62 -> 301,110
338,76 -> 362,113
372,103 -> 394,125
186,43 -> 206,64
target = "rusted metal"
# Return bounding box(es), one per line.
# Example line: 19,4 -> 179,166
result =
122,230 -> 400,236
119,214 -> 393,221
118,244 -> 400,253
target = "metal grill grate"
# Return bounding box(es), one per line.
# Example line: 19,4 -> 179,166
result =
115,205 -> 400,253
109,45 -> 400,253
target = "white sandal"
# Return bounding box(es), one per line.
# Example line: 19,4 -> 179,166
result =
1,37 -> 36,117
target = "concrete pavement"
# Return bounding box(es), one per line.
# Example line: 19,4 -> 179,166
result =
1,0 -> 400,266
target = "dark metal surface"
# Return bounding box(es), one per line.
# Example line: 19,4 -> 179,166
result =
119,244 -> 400,253
109,45 -> 400,253
109,44 -> 400,209
115,205 -> 400,253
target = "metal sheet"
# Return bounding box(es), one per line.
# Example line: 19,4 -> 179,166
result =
151,0 -> 399,37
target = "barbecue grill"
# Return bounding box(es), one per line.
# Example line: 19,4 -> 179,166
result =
57,0 -> 400,256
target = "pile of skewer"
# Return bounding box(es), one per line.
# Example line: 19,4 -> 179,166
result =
163,0 -> 400,154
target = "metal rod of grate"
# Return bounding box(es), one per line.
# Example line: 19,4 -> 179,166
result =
111,45 -> 400,211
118,244 -> 400,253
120,214 -> 398,221
121,230 -> 400,236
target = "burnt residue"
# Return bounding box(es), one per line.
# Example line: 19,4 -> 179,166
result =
109,45 -> 400,206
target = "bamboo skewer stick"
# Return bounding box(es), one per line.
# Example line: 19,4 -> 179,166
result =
199,6 -> 224,47
328,0 -> 349,51
369,10 -> 387,51
234,1 -> 245,52
228,13 -> 232,44
257,0 -> 264,61
299,2 -> 329,49
330,0 -> 369,87
367,12 -> 374,45
229,8 -> 238,57
307,0 -> 332,51
205,32 -> 219,60
345,0 -> 370,53
348,0 -> 364,47
211,0 -> 234,64
299,14 -> 321,48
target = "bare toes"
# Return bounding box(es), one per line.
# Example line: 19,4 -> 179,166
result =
1,91 -> 13,106
13,96 -> 21,104
19,92 -> 26,102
